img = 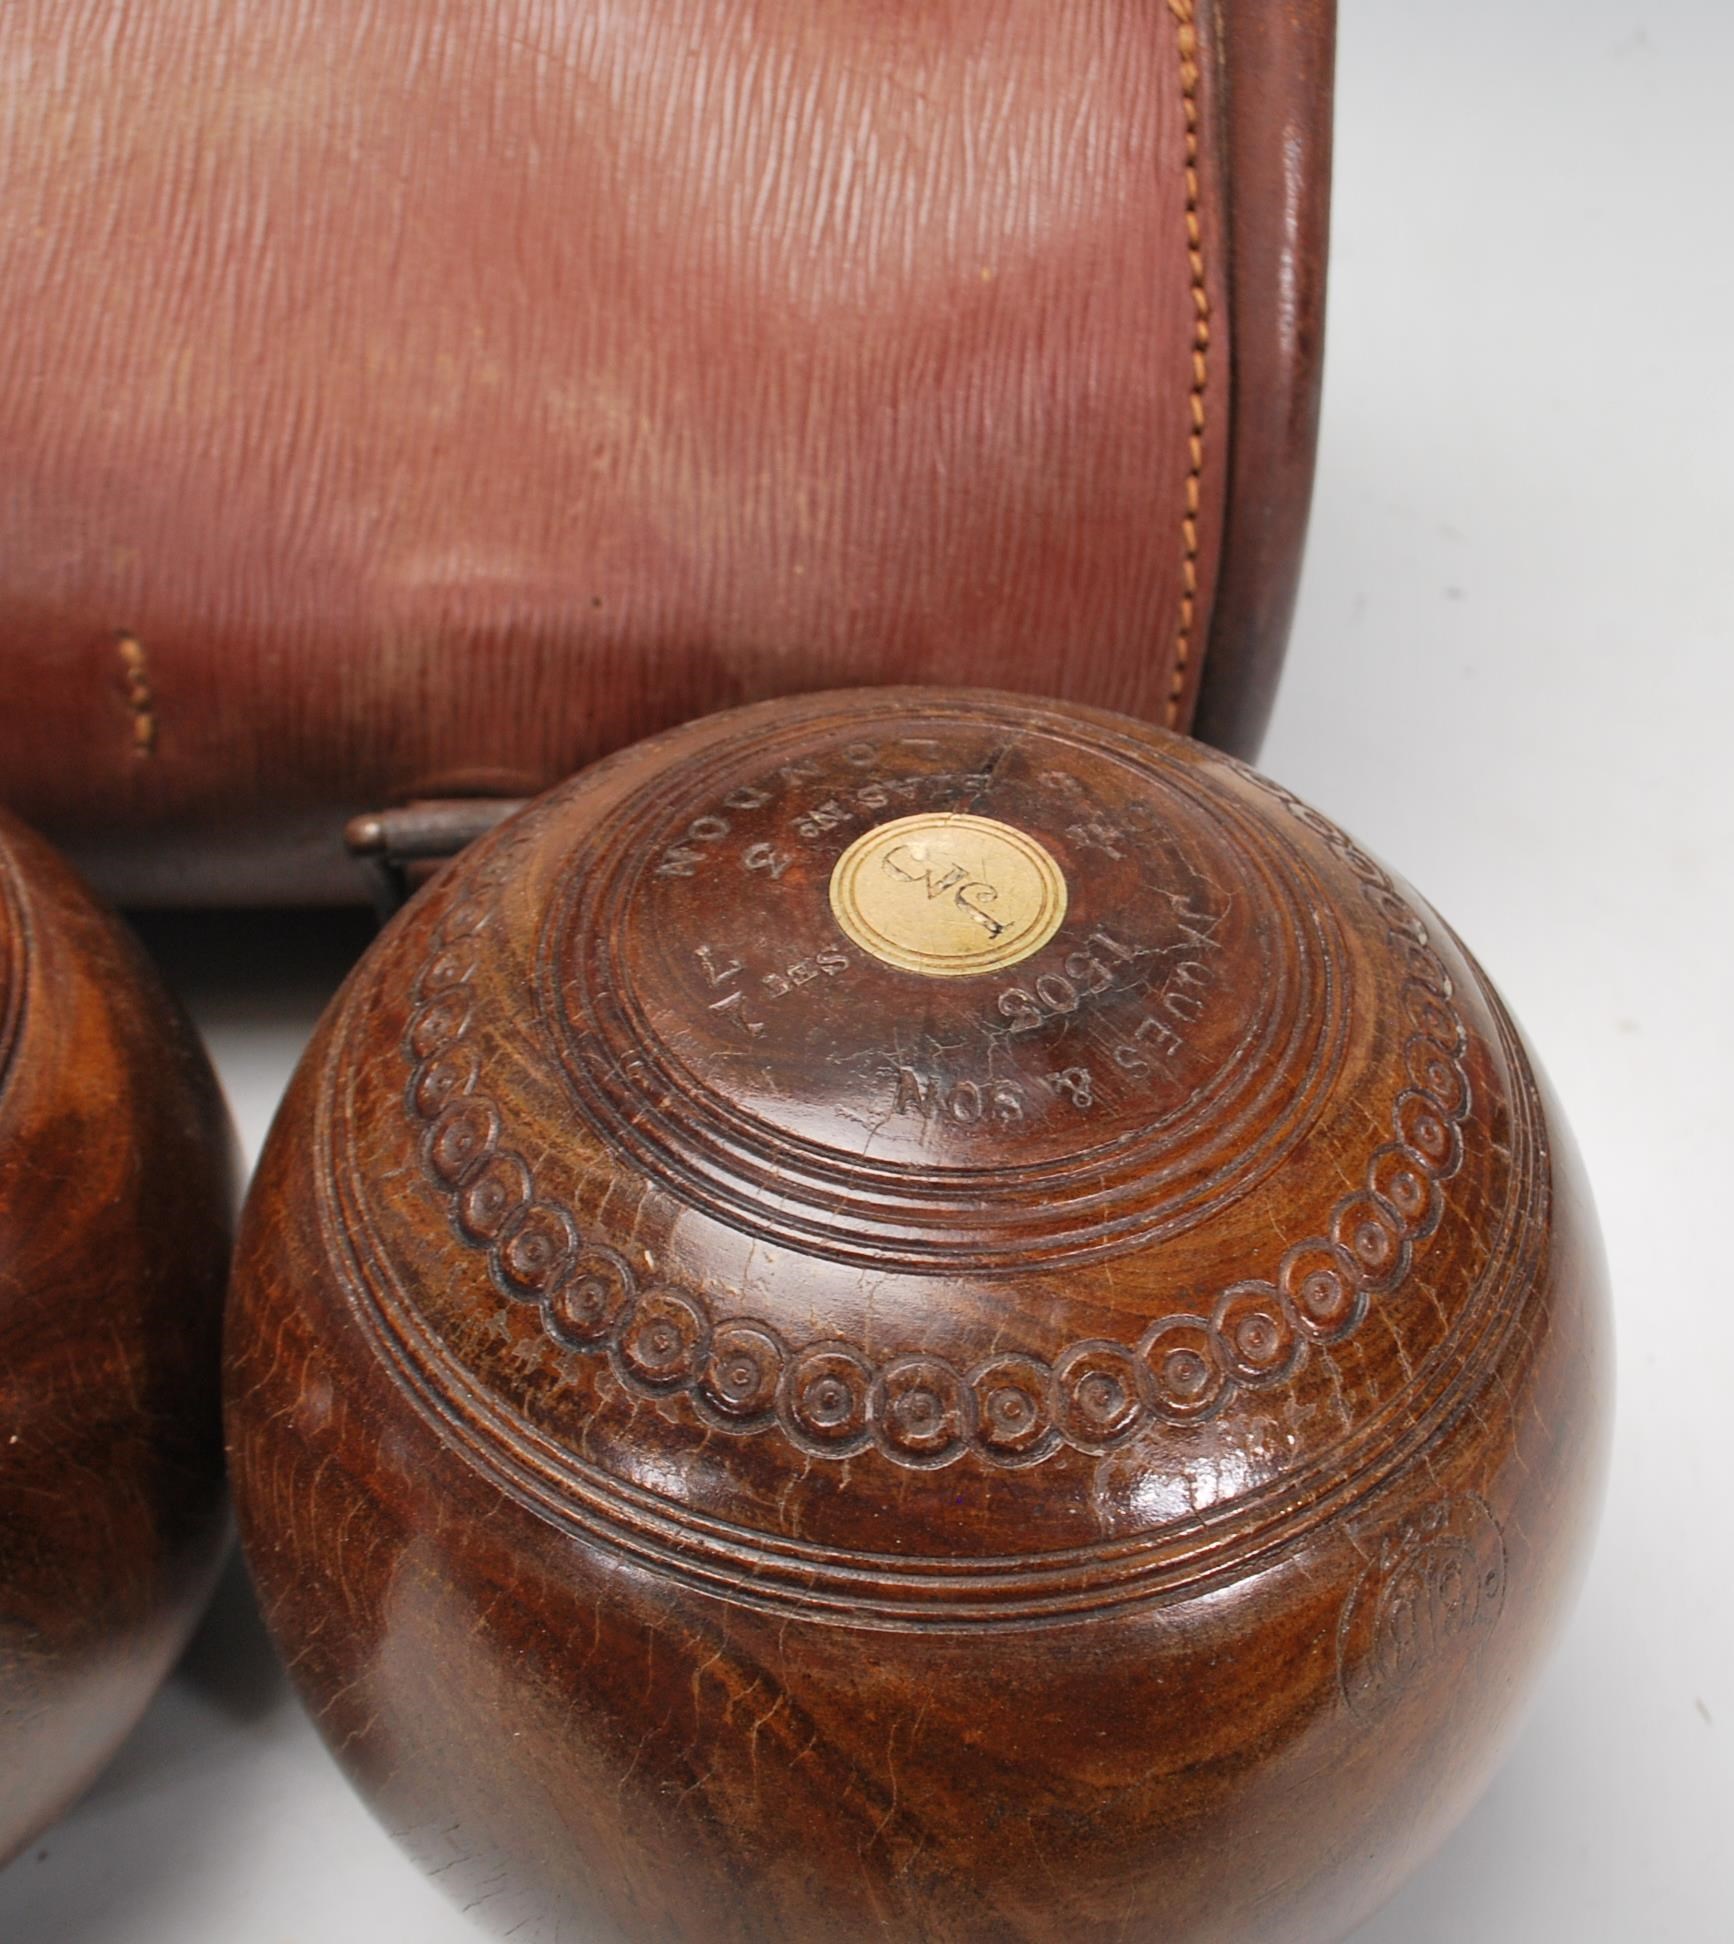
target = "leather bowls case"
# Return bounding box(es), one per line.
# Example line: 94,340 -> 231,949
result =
0,0 -> 1332,905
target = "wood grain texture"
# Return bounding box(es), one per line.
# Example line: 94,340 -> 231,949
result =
0,812 -> 235,1863
0,1 -> 1331,905
227,690 -> 1610,1940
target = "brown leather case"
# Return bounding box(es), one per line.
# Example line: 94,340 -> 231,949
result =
0,1 -> 1332,904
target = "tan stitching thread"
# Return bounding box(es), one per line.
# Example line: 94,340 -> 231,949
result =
1165,0 -> 1209,729
117,635 -> 157,756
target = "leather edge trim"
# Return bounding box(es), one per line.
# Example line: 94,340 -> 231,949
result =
1191,0 -> 1337,759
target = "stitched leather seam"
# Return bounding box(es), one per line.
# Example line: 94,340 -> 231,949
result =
1166,0 -> 1210,729
117,635 -> 156,757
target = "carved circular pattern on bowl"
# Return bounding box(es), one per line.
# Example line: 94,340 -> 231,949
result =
541,709 -> 1351,1272
390,768 -> 1476,1470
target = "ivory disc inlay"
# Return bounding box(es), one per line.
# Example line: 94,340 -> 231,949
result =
828,813 -> 1068,977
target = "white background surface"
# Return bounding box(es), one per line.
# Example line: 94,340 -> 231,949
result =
2,2 -> 1731,1937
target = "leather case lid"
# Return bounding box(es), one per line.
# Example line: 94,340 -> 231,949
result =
0,1 -> 1332,903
